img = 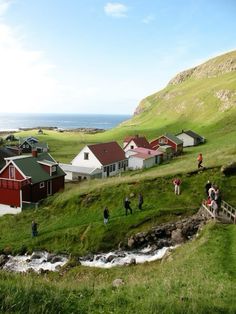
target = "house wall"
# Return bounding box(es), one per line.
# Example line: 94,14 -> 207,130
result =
128,157 -> 144,170
0,187 -> 21,207
176,134 -> 194,147
158,136 -> 177,152
102,161 -> 127,178
52,176 -> 65,194
0,164 -> 25,180
72,147 -> 102,169
124,140 -> 137,152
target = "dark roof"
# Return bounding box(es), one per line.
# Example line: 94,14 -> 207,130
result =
12,152 -> 65,184
88,142 -> 126,165
0,147 -> 17,169
176,130 -> 204,140
164,133 -> 183,145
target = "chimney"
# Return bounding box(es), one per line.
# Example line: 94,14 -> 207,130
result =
32,149 -> 38,158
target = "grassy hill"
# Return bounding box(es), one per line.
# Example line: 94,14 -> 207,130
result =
0,50 -> 236,313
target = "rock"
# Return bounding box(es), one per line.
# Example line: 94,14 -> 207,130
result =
221,161 -> 236,176
129,258 -> 136,265
106,255 -> 116,263
127,236 -> 135,248
50,256 -> 63,264
0,254 -> 9,268
112,278 -> 124,288
171,229 -> 184,244
31,252 -> 43,260
46,254 -> 56,262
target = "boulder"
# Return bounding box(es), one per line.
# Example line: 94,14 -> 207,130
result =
221,161 -> 236,176
112,278 -> 124,288
106,255 -> 116,263
127,236 -> 135,248
0,254 -> 9,268
129,258 -> 136,265
171,229 -> 184,244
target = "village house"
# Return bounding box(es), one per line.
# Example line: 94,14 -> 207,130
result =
19,137 -> 49,153
150,133 -> 183,155
123,135 -> 151,152
67,141 -> 128,179
0,151 -> 65,216
125,147 -> 163,170
176,130 -> 205,147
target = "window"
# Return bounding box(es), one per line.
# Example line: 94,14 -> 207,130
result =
130,145 -> 134,149
159,137 -> 168,144
109,165 -> 113,172
40,182 -> 45,188
112,164 -> 116,171
103,166 -> 107,172
84,152 -> 89,160
9,166 -> 15,179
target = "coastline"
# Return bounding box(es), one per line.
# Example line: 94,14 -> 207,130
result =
0,126 -> 106,136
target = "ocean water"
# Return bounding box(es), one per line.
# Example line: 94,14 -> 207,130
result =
0,113 -> 131,131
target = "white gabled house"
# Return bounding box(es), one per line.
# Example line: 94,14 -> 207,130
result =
123,135 -> 151,152
71,141 -> 128,178
176,130 -> 205,147
126,147 -> 163,170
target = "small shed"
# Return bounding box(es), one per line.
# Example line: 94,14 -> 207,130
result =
176,130 -> 205,147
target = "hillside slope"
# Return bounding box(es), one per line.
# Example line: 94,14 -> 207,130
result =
118,50 -> 236,138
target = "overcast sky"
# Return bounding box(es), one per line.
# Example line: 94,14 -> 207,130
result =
0,0 -> 235,114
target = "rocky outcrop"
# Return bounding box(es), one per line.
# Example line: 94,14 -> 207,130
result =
169,51 -> 236,85
221,161 -> 236,176
127,210 -> 207,250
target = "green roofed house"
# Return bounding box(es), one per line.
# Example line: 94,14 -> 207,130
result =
19,137 -> 49,154
0,151 -> 65,216
150,133 -> 183,156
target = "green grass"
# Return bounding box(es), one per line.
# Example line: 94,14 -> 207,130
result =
0,223 -> 236,313
0,50 -> 236,313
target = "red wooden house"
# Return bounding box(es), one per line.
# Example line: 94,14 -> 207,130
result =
150,133 -> 183,155
0,151 -> 65,216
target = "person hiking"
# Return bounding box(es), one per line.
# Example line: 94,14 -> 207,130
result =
214,186 -> 222,214
197,153 -> 203,169
103,207 -> 109,224
31,220 -> 38,237
208,185 -> 216,201
124,197 -> 132,215
205,180 -> 212,197
173,178 -> 181,195
138,193 -> 143,210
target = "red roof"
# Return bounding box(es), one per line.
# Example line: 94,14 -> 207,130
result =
124,135 -> 151,149
88,142 -> 126,165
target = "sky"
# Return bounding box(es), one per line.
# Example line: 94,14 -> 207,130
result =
0,0 -> 235,115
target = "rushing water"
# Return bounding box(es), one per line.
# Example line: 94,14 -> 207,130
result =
2,245 -> 176,273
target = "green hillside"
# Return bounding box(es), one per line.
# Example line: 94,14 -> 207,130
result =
113,50 -> 236,139
1,50 -> 236,313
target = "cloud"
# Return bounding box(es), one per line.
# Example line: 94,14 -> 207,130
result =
0,4 -> 64,113
142,14 -> 155,24
104,2 -> 128,18
0,0 -> 11,16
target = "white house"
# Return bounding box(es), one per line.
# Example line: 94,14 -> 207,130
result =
123,135 -> 151,152
126,147 -> 163,170
176,130 -> 205,147
59,163 -> 102,181
71,141 -> 128,178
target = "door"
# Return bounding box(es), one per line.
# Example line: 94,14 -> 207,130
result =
47,180 -> 52,195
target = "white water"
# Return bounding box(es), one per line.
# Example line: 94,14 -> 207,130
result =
80,246 -> 175,269
3,252 -> 68,273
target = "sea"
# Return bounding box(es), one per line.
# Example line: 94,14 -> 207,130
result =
0,113 -> 131,132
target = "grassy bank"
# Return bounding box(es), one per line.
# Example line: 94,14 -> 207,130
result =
1,223 -> 236,313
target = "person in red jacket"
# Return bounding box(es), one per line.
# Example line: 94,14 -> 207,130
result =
173,178 -> 181,195
197,153 -> 203,169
